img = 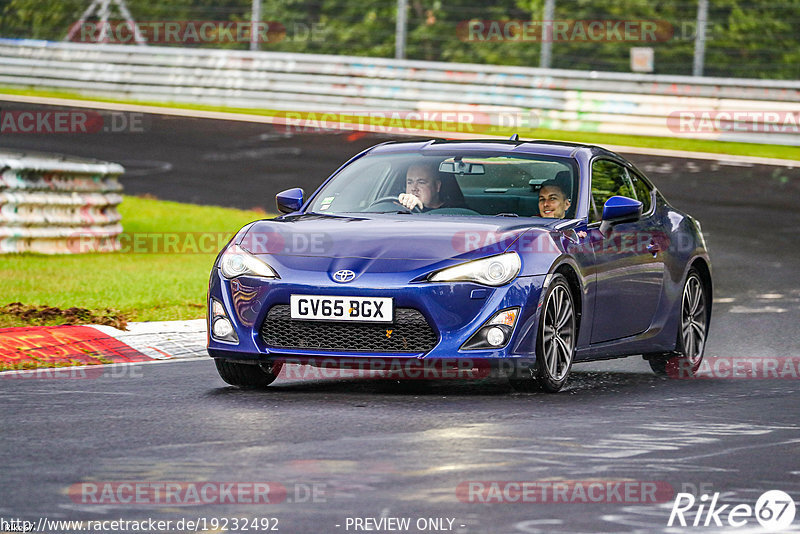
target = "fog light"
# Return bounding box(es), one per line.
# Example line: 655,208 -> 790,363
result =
486,326 -> 505,347
461,307 -> 520,350
212,317 -> 234,339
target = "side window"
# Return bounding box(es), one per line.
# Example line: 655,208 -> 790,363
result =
589,159 -> 628,223
626,169 -> 654,214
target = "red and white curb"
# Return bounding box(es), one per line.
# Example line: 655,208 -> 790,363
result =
91,319 -> 207,360
0,319 -> 207,373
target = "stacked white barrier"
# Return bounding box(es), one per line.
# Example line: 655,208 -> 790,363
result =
0,151 -> 124,254
0,38 -> 798,145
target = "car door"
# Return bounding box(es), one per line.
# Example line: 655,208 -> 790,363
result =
588,159 -> 666,344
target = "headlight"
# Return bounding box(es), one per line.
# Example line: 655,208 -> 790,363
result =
429,252 -> 521,286
219,244 -> 279,279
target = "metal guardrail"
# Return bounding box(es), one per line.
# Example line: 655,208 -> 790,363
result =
0,38 -> 798,145
0,150 -> 124,254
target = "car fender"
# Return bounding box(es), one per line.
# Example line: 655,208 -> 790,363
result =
509,229 -> 594,354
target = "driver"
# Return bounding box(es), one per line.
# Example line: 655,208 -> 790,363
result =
398,163 -> 445,211
538,179 -> 587,238
538,180 -> 572,218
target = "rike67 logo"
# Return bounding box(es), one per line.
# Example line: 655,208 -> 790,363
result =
668,490 -> 796,530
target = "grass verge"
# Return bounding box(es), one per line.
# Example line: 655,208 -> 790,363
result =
1,86 -> 798,162
0,195 -> 268,327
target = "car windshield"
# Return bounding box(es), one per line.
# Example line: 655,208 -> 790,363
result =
307,151 -> 579,218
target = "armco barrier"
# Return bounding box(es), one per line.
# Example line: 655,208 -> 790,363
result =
0,150 -> 124,254
0,39 -> 799,145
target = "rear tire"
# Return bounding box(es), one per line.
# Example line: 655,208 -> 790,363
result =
509,274 -> 576,393
648,268 -> 708,377
214,359 -> 283,388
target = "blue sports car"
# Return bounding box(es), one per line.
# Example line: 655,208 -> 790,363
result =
207,139 -> 712,392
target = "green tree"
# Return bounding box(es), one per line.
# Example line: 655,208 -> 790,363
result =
0,0 -> 797,78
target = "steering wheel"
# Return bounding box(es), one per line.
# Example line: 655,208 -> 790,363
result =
367,196 -> 421,212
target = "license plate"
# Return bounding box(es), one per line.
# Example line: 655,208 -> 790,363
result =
290,295 -> 393,323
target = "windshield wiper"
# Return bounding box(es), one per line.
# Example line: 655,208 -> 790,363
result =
494,213 -> 519,217
359,210 -> 413,214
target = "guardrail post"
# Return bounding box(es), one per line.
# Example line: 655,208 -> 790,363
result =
693,0 -> 709,76
395,0 -> 407,60
540,0 -> 555,69
251,0 -> 262,52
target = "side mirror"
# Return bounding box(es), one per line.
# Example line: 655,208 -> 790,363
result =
600,196 -> 642,236
276,188 -> 304,214
602,195 -> 642,223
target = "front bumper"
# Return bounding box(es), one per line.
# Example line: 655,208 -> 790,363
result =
207,268 -> 547,361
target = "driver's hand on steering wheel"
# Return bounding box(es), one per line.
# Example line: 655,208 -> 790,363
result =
398,193 -> 423,211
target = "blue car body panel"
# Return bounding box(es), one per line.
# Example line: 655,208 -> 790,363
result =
208,140 -> 712,367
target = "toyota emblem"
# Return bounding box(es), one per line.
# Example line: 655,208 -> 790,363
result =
332,269 -> 356,283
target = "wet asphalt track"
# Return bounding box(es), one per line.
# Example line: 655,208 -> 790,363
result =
1,102 -> 800,533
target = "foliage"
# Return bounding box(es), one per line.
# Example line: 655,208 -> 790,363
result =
0,196 -> 267,324
0,0 -> 797,78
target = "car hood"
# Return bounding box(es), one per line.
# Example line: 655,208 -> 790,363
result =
240,213 -> 557,263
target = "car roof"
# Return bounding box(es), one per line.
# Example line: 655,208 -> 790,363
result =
366,138 -> 622,160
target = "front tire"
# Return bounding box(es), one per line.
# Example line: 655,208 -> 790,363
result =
648,268 -> 708,377
215,359 -> 283,388
509,274 -> 576,393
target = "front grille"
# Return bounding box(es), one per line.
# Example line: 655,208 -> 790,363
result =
260,305 -> 438,353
